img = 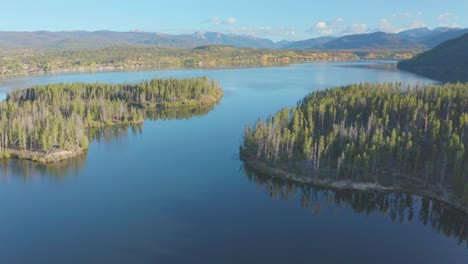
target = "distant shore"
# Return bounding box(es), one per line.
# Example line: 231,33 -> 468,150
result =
1,44 -> 419,77
0,59 -> 403,82
0,59 -> 353,78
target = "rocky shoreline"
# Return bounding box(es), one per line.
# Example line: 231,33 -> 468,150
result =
2,147 -> 87,163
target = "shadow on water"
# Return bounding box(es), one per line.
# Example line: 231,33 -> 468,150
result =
0,124 -> 140,181
242,162 -> 468,246
88,123 -> 143,145
0,152 -> 87,182
0,104 -> 217,180
145,103 -> 218,121
336,61 -> 400,71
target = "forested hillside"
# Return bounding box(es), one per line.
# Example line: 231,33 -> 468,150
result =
0,45 -> 360,75
241,82 -> 468,211
398,33 -> 468,82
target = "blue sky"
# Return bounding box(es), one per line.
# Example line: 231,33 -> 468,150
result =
2,0 -> 467,41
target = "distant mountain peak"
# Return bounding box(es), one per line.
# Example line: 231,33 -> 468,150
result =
401,27 -> 430,32
192,31 -> 206,39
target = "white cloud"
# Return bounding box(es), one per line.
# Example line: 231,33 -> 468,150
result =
311,21 -> 334,35
227,27 -> 273,36
329,17 -> 344,26
306,18 -> 345,35
203,16 -> 236,26
209,17 -> 220,23
222,18 -> 237,25
392,12 -> 411,19
377,19 -> 402,33
278,26 -> 297,37
375,11 -> 429,33
307,18 -> 368,36
203,17 -> 219,24
225,25 -> 297,39
437,12 -> 457,21
376,17 -> 426,33
438,22 -> 461,28
436,12 -> 460,28
343,24 -> 368,34
408,19 -> 426,29
308,13 -> 426,36
308,14 -> 430,37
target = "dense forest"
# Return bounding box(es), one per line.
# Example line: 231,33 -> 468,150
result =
398,33 -> 468,82
0,101 -> 217,179
0,124 -> 140,180
241,82 -> 468,210
0,77 -> 222,162
244,165 -> 468,245
0,45 -> 417,75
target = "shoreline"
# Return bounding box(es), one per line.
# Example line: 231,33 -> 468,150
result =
0,59 -> 389,79
240,153 -> 468,215
0,93 -> 222,164
2,147 -> 87,163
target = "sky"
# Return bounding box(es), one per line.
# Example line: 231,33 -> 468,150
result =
1,0 -> 467,41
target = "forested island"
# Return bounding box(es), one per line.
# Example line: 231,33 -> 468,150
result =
0,77 -> 222,162
0,124 -> 139,180
241,82 -> 468,213
0,45 -> 418,76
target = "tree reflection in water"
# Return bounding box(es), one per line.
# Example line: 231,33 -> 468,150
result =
0,104 -> 218,181
0,124 -> 139,181
0,152 -> 87,181
243,162 -> 468,246
145,103 -> 217,121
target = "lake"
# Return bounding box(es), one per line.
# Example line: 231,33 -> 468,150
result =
0,62 -> 467,264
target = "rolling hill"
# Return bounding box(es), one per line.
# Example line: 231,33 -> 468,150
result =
321,31 -> 423,50
397,33 -> 468,82
281,36 -> 336,50
420,28 -> 468,47
396,27 -> 461,44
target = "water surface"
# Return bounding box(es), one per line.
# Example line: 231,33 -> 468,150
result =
0,63 -> 466,264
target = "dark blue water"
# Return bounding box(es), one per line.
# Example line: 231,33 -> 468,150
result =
0,62 -> 466,264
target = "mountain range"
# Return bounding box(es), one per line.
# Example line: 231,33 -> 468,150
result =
281,27 -> 468,50
0,27 -> 467,51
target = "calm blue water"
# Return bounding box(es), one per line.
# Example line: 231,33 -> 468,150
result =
0,62 -> 466,264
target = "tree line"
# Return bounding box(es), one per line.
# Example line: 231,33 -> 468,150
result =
1,45 -> 363,75
241,82 -> 468,202
0,77 -> 222,160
